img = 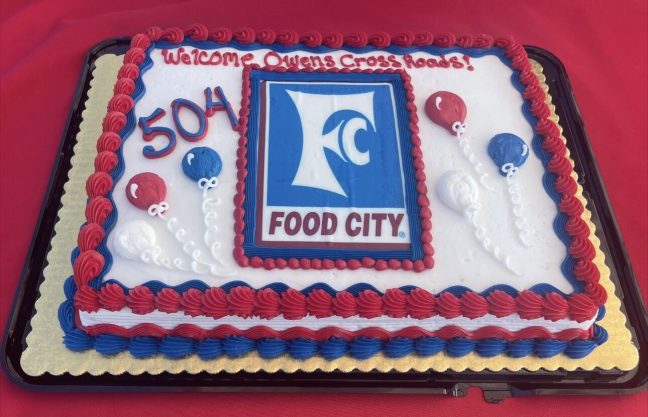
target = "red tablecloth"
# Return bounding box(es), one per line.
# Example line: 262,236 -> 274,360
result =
1,1 -> 646,415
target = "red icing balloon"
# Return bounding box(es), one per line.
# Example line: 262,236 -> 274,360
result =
425,91 -> 467,135
126,172 -> 166,210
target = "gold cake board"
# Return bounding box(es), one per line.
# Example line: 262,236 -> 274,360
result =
19,54 -> 639,376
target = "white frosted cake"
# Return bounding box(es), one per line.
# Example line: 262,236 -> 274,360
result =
60,25 -> 608,361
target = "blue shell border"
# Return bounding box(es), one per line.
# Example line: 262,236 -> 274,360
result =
58,38 -> 608,361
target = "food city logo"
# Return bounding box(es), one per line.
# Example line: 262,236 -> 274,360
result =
257,82 -> 410,247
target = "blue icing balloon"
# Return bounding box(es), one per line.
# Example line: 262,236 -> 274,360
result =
182,147 -> 222,184
487,133 -> 529,177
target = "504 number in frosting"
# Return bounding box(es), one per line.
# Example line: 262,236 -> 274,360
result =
137,86 -> 238,158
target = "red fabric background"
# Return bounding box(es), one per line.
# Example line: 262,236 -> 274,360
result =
1,0 -> 646,415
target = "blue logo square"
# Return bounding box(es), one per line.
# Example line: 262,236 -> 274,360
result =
265,82 -> 405,208
241,69 -> 425,264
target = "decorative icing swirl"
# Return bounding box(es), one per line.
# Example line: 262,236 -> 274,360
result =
289,338 -> 318,360
117,63 -> 140,81
143,26 -> 163,41
74,285 -> 100,312
280,289 -> 307,320
392,31 -> 415,47
585,282 -> 607,305
368,32 -> 391,48
322,32 -> 343,48
559,195 -> 585,216
383,288 -> 407,318
97,132 -> 121,152
98,283 -> 126,311
516,290 -> 544,319
456,34 -> 474,48
178,288 -> 203,317
568,293 -> 598,323
471,34 -> 494,48
486,290 -> 516,317
257,338 -> 288,359
384,337 -> 414,358
319,337 -> 347,360
195,339 -> 223,360
565,216 -> 590,237
85,197 -> 112,224
541,135 -> 566,155
349,337 -> 382,360
256,29 -> 277,45
573,260 -> 600,282
129,337 -> 158,358
554,174 -> 577,195
185,23 -> 209,41
446,337 -> 475,357
300,31 -> 323,48
202,287 -> 229,319
160,27 -> 184,43
77,222 -> 105,252
460,291 -> 489,319
233,27 -> 255,44
155,287 -> 181,313
209,27 -> 233,43
124,48 -> 146,66
228,286 -> 256,318
102,111 -> 127,133
543,292 -> 569,321
276,29 -> 299,46
332,291 -> 357,318
306,289 -> 334,318
108,94 -> 134,114
433,33 -> 456,47
356,290 -> 383,319
536,118 -> 560,137
126,286 -> 155,315
254,288 -> 280,319
547,154 -> 572,175
72,250 -> 104,287
568,237 -> 596,261
436,292 -> 461,318
407,288 -> 436,319
411,31 -> 433,46
130,33 -> 151,49
86,172 -> 113,198
94,151 -> 118,173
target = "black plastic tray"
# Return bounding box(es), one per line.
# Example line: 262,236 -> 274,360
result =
3,38 -> 647,402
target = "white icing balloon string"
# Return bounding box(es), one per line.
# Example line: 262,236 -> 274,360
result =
453,126 -> 495,192
197,177 -> 233,274
156,214 -> 212,274
436,171 -> 520,275
503,165 -> 535,247
465,209 -> 521,275
147,201 -> 169,217
140,246 -> 191,272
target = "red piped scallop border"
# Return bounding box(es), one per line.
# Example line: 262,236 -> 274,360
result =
233,64 -> 433,272
76,316 -> 591,342
73,25 -> 606,331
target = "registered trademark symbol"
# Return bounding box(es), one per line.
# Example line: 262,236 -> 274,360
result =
399,231 -> 406,238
